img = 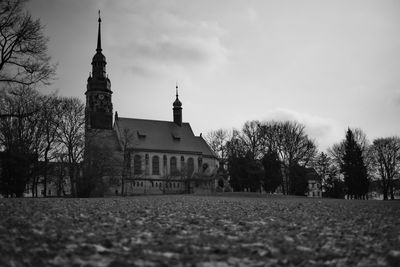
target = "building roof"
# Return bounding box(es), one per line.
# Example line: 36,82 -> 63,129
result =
114,117 -> 217,158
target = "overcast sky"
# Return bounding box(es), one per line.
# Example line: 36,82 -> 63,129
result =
27,0 -> 400,151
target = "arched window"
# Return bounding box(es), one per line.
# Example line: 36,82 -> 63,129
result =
198,157 -> 203,172
202,163 -> 209,172
170,157 -> 178,175
152,156 -> 160,175
180,156 -> 185,175
187,157 -> 194,177
134,155 -> 142,174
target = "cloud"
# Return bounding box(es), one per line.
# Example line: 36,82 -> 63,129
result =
105,3 -> 228,78
122,34 -> 228,76
261,108 -> 341,150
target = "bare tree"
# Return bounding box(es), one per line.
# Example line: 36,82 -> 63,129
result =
57,97 -> 85,197
119,128 -> 135,196
0,86 -> 43,197
259,121 -> 317,194
0,0 -> 55,88
371,137 -> 400,200
38,94 -> 63,196
240,121 -> 263,160
205,128 -> 231,170
313,151 -> 343,197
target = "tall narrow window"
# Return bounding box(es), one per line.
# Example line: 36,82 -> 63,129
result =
134,155 -> 142,174
170,156 -> 178,175
152,156 -> 160,175
187,157 -> 194,177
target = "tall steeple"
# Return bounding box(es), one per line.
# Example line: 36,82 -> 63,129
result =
97,10 -> 102,52
173,84 -> 182,126
85,11 -> 113,130
91,10 -> 107,79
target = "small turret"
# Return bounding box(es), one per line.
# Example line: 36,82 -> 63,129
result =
173,84 -> 182,126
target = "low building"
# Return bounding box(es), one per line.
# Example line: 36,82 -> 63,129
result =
306,168 -> 322,198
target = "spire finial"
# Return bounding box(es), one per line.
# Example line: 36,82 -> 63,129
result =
176,82 -> 178,98
96,10 -> 102,52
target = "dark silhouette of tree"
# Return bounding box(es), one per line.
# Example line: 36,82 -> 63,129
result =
245,158 -> 263,192
261,150 -> 282,193
0,86 -> 42,196
205,128 -> 230,171
225,121 -> 316,194
0,150 -> 36,197
226,127 -> 264,192
329,128 -> 371,169
371,137 -> 400,200
314,152 -> 344,198
241,121 -> 263,161
259,121 -> 317,194
57,97 -> 85,197
0,0 -> 55,88
288,164 -> 308,196
37,94 -> 63,196
341,128 -> 369,199
226,131 -> 248,191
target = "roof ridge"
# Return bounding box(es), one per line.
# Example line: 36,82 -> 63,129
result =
118,117 -> 188,124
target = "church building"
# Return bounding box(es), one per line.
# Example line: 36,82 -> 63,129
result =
84,13 -> 219,195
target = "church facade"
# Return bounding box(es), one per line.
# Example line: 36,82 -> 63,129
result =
84,14 -> 219,195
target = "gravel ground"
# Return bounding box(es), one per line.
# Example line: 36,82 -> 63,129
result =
0,194 -> 399,267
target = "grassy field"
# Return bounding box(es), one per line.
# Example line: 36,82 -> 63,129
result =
0,194 -> 399,266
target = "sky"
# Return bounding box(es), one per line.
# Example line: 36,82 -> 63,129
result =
27,0 -> 400,151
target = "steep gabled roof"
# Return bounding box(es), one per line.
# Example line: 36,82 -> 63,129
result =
114,117 -> 217,158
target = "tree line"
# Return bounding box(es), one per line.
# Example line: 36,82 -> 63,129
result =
0,87 -> 85,197
206,121 -> 400,200
0,0 -> 87,197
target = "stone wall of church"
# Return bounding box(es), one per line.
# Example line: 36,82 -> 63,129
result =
127,151 -> 218,179
107,151 -> 218,196
86,130 -> 219,196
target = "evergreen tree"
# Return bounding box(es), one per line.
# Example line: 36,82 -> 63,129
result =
341,129 -> 369,199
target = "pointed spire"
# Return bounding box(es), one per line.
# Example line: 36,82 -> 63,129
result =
173,83 -> 182,107
96,10 -> 102,52
173,83 -> 182,126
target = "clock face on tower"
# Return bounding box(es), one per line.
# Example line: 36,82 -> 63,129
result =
98,94 -> 104,100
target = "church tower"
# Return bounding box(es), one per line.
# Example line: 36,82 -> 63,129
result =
85,11 -> 113,130
173,85 -> 182,126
